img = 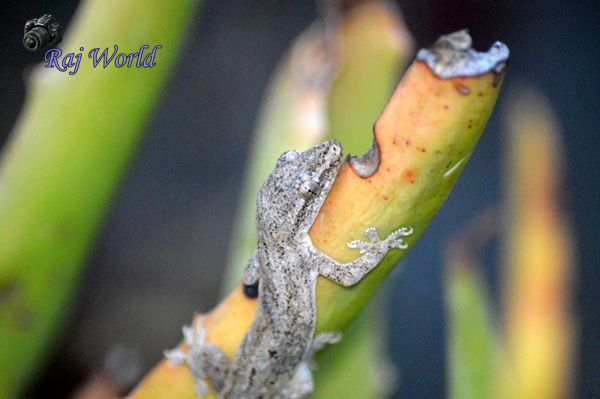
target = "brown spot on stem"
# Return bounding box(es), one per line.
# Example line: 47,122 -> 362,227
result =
403,169 -> 416,184
444,105 -> 449,110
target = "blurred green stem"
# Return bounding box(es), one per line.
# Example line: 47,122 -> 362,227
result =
0,1 -> 199,397
445,211 -> 500,399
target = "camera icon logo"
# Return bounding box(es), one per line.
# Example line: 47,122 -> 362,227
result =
23,14 -> 63,51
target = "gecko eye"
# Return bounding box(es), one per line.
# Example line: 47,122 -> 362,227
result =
298,179 -> 321,199
277,150 -> 299,166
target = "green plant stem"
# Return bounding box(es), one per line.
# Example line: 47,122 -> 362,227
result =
0,1 -> 199,396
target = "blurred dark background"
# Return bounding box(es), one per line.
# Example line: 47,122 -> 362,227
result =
0,0 -> 598,398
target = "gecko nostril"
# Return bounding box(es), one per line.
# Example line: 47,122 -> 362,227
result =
332,144 -> 341,156
327,143 -> 342,165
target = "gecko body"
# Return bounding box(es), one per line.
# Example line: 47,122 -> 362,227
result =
167,140 -> 412,398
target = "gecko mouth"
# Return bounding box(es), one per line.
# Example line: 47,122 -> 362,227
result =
321,156 -> 343,192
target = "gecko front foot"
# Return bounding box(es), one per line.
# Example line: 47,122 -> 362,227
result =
317,226 -> 413,287
347,226 -> 413,254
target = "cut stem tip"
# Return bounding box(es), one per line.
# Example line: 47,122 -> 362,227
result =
417,30 -> 509,79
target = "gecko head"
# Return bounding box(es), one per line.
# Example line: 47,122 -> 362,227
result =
256,140 -> 343,244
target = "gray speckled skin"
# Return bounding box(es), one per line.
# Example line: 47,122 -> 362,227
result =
166,140 -> 412,399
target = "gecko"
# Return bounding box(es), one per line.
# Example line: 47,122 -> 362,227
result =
166,140 -> 413,398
